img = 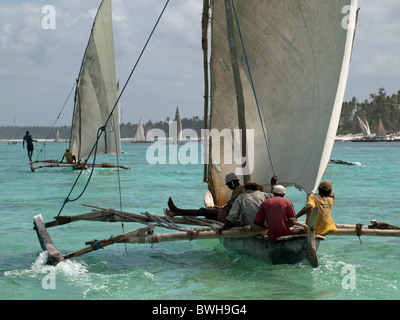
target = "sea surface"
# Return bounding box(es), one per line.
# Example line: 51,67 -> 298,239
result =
0,140 -> 399,301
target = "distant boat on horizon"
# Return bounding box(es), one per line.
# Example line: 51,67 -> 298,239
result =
131,119 -> 150,143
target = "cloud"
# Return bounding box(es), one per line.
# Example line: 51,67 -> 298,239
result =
0,1 -> 101,125
352,0 -> 400,76
344,0 -> 400,100
0,0 -> 205,126
1,0 -> 399,125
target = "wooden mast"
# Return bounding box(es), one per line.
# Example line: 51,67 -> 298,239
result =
77,80 -> 82,161
224,0 -> 250,183
202,0 -> 210,182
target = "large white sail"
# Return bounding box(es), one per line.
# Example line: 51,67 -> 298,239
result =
69,0 -> 120,160
207,0 -> 357,206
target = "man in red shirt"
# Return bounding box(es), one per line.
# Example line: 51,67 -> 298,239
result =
254,185 -> 297,242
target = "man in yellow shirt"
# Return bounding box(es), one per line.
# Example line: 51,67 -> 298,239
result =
61,149 -> 74,164
296,180 -> 337,235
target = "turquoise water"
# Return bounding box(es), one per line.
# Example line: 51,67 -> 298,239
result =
0,140 -> 399,300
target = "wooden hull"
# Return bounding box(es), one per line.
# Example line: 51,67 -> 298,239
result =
221,235 -> 324,265
31,160 -> 130,170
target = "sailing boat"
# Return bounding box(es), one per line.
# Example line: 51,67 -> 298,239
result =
131,119 -> 148,143
357,116 -> 371,137
206,0 -> 358,264
169,106 -> 183,144
54,130 -> 60,142
376,118 -> 387,139
356,116 -> 372,139
31,0 -> 129,171
353,116 -> 387,141
32,0 -> 400,268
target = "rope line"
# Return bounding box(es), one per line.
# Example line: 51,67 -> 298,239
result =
55,0 -> 170,219
231,0 -> 276,175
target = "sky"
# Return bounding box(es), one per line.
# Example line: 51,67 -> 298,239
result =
0,0 -> 399,127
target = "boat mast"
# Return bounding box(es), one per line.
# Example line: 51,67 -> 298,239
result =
223,0 -> 250,183
75,78 -> 82,161
202,0 -> 210,183
69,78 -> 81,160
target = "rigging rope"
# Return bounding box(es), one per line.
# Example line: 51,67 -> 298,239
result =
231,0 -> 276,175
55,0 -> 170,219
111,109 -> 127,253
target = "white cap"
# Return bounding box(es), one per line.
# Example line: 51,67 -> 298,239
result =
273,185 -> 286,195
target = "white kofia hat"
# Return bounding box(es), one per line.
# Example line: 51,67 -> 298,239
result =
273,185 -> 286,195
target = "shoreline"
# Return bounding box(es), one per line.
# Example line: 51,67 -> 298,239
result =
3,133 -> 400,143
0,137 -> 199,143
335,132 -> 400,141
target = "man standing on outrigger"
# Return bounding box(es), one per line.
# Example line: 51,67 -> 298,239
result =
23,131 -> 37,161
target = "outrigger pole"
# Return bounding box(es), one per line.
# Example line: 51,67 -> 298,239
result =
34,206 -> 400,267
30,160 -> 130,170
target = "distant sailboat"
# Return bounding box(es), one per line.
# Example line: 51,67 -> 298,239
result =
170,107 -> 183,144
131,119 -> 148,143
32,0 -> 129,171
353,117 -> 387,142
357,116 -> 372,137
54,130 -> 60,142
376,118 -> 386,138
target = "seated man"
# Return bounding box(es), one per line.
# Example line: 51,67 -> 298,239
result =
216,181 -> 273,234
166,172 -> 245,223
61,149 -> 75,164
254,185 -> 297,242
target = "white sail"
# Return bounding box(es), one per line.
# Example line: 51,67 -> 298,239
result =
133,119 -> 146,142
174,107 -> 183,143
207,0 -> 357,205
377,118 -> 386,138
357,116 -> 371,137
69,0 -> 120,160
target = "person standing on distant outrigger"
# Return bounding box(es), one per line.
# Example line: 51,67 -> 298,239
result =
23,131 -> 37,161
